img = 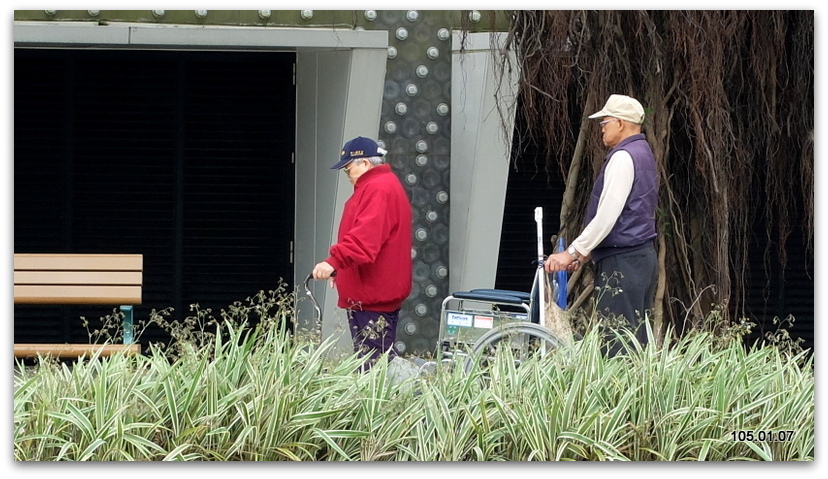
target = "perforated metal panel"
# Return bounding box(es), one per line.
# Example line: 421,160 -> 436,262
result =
370,10 -> 454,356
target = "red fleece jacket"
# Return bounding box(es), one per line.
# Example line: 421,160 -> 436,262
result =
325,164 -> 413,311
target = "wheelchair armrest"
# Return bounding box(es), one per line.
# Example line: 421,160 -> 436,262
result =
469,288 -> 531,302
450,291 -> 529,306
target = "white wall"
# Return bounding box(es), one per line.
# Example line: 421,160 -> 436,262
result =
294,47 -> 387,356
449,32 -> 520,294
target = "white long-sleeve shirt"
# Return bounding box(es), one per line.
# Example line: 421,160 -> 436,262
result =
570,150 -> 635,258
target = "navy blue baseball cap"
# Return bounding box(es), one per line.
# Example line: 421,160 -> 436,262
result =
331,136 -> 385,170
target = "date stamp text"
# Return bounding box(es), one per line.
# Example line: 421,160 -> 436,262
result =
730,430 -> 795,442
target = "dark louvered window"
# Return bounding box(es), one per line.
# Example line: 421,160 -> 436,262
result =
495,138 -> 565,294
14,49 -> 296,347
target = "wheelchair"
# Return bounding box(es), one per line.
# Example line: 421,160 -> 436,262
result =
437,262 -> 567,374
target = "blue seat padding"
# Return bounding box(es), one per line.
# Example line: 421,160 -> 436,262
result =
469,288 -> 531,302
450,291 -> 528,306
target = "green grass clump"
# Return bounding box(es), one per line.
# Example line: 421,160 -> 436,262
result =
14,290 -> 813,461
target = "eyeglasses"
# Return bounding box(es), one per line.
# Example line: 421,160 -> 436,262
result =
343,159 -> 361,174
599,118 -> 620,127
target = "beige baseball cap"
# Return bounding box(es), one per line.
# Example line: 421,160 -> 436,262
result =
588,94 -> 645,124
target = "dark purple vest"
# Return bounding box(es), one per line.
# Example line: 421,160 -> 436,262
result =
585,133 -> 658,262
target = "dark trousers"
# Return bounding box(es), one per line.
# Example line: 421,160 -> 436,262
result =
594,244 -> 658,356
347,308 -> 400,370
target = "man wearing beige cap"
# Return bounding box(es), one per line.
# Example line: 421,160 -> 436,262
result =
544,94 -> 659,356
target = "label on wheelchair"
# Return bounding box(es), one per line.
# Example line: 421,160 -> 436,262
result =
446,312 -> 474,327
474,315 -> 493,329
443,309 -> 529,346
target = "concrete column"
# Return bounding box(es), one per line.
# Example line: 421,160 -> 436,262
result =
449,32 -> 520,294
294,47 -> 387,357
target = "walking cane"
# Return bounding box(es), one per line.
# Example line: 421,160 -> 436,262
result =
304,270 -> 336,343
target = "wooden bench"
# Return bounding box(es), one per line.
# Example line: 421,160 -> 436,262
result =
13,253 -> 143,359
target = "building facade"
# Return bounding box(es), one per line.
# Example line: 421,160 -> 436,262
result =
13,10 -> 519,357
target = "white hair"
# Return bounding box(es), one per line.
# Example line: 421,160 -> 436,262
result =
363,147 -> 387,166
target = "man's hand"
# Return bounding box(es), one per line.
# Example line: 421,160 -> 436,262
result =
312,261 -> 337,285
544,251 -> 581,273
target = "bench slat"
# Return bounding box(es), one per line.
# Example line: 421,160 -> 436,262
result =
13,253 -> 144,360
14,254 -> 142,271
14,343 -> 141,359
14,285 -> 143,305
14,271 -> 142,286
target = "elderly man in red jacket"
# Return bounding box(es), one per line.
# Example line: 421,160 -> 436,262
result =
312,136 -> 413,370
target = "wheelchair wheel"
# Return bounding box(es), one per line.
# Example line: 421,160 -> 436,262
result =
462,322 -> 561,374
